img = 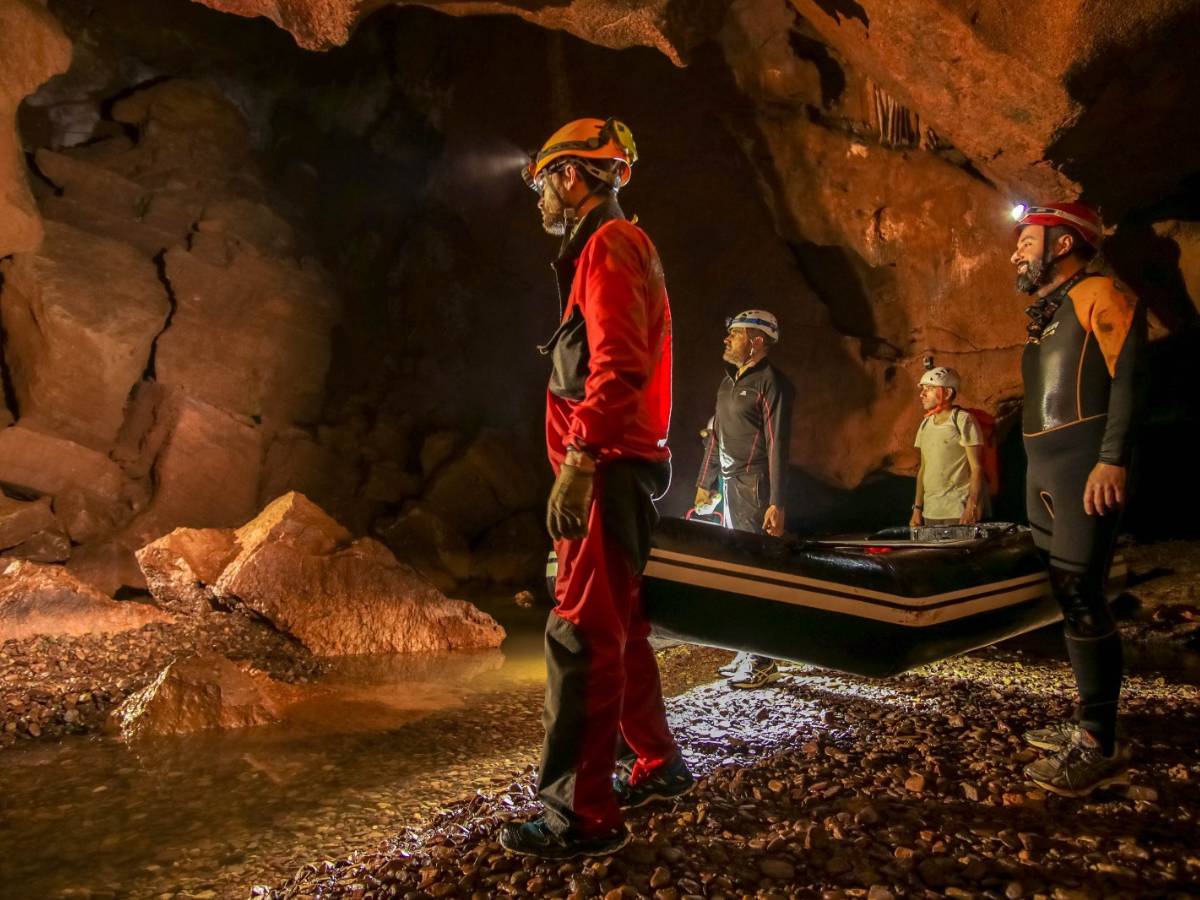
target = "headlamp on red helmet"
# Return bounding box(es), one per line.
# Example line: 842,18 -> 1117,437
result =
1012,201 -> 1103,250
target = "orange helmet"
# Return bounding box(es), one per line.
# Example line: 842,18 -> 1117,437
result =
523,117 -> 637,191
1012,201 -> 1103,249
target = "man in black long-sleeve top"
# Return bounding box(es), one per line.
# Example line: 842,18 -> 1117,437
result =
1010,201 -> 1145,798
693,309 -> 794,688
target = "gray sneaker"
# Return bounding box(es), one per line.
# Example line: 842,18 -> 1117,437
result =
1023,720 -> 1081,752
717,652 -> 750,677
1024,733 -> 1132,798
728,656 -> 781,689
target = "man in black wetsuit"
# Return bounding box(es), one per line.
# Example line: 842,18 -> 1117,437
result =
693,309 -> 794,688
1010,201 -> 1144,797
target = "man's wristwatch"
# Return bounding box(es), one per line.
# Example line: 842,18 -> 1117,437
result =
912,504 -> 923,511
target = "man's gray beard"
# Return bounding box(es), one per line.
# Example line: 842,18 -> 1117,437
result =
542,216 -> 566,236
1015,257 -> 1047,294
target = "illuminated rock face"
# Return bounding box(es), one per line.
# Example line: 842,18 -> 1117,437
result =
0,560 -> 170,641
139,493 -> 508,656
0,1 -> 71,258
0,0 -> 1196,570
186,0 -> 718,61
113,652 -> 304,739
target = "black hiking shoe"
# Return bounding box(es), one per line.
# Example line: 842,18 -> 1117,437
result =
614,754 -> 696,810
1023,732 -> 1132,798
498,817 -> 630,859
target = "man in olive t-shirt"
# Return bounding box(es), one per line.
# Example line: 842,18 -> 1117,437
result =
910,367 -> 985,527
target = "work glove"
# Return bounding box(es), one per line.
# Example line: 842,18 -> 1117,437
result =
693,487 -> 721,516
547,453 -> 595,541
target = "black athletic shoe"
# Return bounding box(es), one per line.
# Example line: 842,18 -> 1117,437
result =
1024,733 -> 1131,798
614,754 -> 696,810
498,817 -> 630,859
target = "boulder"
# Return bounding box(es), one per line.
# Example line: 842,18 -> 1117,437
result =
52,487 -> 123,544
66,540 -> 146,597
0,424 -> 125,503
196,197 -> 296,259
0,220 -> 171,448
107,79 -> 253,191
0,495 -> 56,551
419,429 -> 460,477
2,528 -> 71,563
213,492 -> 505,655
362,460 -> 422,504
0,0 -> 72,258
35,149 -> 188,256
124,394 -> 264,546
423,429 -> 541,540
113,653 -> 304,739
471,512 -> 547,584
136,527 -> 239,616
376,502 -> 472,584
155,244 -> 339,423
0,560 -> 170,641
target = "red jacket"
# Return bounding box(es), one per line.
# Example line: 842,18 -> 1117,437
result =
543,207 -> 672,471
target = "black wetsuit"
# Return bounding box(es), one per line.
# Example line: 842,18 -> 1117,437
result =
1021,270 -> 1145,752
697,358 -> 794,533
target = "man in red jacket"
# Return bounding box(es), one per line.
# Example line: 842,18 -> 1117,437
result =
499,118 -> 692,859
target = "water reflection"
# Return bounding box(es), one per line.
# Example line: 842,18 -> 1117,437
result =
0,597 -> 550,899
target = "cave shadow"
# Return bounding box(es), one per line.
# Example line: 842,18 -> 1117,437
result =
1047,5 -> 1200,217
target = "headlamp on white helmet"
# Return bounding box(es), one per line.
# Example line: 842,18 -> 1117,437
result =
725,309 -> 780,343
918,366 -> 960,392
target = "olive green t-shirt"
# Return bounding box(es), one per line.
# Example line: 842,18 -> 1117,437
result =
915,408 -> 982,520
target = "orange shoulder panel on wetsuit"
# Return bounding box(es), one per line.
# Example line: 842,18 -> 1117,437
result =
1069,276 -> 1137,377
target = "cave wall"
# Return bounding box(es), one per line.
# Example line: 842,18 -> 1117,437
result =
1,0 -> 1199,583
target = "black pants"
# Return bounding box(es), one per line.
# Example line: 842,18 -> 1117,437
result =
723,470 -> 769,534
722,471 -> 775,670
1024,418 -> 1123,752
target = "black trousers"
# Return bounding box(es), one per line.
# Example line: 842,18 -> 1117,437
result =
1024,418 -> 1124,751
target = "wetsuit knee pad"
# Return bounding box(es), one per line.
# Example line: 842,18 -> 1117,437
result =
1049,566 -> 1116,638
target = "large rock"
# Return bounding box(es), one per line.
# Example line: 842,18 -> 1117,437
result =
0,220 -> 171,448
124,394 -> 264,546
376,502 -> 472,587
0,0 -> 72,258
155,244 -> 338,423
136,527 -> 239,616
113,653 -> 304,739
2,527 -> 71,563
35,149 -> 189,256
422,429 -> 541,540
66,539 -> 147,597
0,424 -> 125,503
0,495 -> 56,551
471,512 -> 546,584
212,492 -> 505,655
0,560 -> 170,641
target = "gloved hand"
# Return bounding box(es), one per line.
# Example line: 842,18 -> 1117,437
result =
693,487 -> 721,516
547,454 -> 595,541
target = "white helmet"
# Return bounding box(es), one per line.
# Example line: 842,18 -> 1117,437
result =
919,366 -> 960,392
726,309 -> 779,342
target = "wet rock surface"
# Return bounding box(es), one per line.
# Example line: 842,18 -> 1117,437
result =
0,593 -> 320,748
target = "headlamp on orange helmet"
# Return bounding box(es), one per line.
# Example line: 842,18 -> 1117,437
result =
522,117 -> 638,194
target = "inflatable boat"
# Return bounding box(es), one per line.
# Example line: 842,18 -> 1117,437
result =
547,519 -> 1126,679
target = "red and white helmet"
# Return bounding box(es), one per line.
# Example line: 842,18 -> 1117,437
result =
1012,201 -> 1103,249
